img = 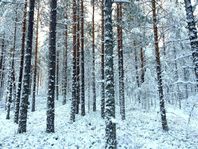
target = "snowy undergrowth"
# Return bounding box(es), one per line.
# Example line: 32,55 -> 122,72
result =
0,96 -> 198,149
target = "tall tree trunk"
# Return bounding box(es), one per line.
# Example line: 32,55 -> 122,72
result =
92,0 -> 96,112
101,0 -> 105,118
14,0 -> 27,124
184,0 -> 198,85
62,8 -> 68,105
117,3 -> 125,120
18,0 -> 36,133
46,0 -> 57,133
6,8 -> 18,120
104,0 -> 116,148
76,0 -> 80,114
80,0 -> 85,116
152,0 -> 168,131
32,2 -> 40,112
70,0 -> 77,122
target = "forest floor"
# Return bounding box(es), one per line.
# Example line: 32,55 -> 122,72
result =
0,96 -> 198,149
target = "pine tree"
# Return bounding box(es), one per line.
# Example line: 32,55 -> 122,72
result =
104,0 -> 116,148
32,1 -> 40,112
18,0 -> 36,133
152,0 -> 168,131
80,0 -> 85,116
117,3 -> 125,120
70,0 -> 77,122
101,0 -> 105,119
184,0 -> 198,84
46,0 -> 57,133
14,0 -> 27,124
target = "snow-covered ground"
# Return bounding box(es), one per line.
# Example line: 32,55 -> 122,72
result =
0,96 -> 198,149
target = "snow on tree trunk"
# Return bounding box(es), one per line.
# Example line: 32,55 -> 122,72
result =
46,0 -> 57,133
184,0 -> 198,84
14,0 -> 27,124
18,0 -> 36,133
101,0 -> 105,119
92,0 -> 96,112
62,8 -> 68,105
152,0 -> 168,131
70,0 -> 77,123
104,0 -> 117,148
80,0 -> 85,116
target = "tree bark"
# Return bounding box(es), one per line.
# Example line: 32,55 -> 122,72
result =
104,0 -> 116,148
152,0 -> 168,131
14,0 -> 27,124
18,0 -> 36,133
46,0 -> 57,133
32,2 -> 40,112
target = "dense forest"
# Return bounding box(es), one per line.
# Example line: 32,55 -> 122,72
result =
0,0 -> 198,148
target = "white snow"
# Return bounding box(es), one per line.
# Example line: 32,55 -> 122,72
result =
0,96 -> 198,148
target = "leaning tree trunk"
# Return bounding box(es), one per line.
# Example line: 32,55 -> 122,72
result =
32,2 -> 40,112
184,0 -> 198,85
14,0 -> 27,124
80,0 -> 85,116
104,0 -> 116,148
18,0 -> 36,133
101,0 -> 105,119
152,0 -> 168,131
70,0 -> 77,123
46,0 -> 57,133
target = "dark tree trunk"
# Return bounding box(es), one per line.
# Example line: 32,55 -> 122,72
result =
18,0 -> 35,133
70,0 -> 77,123
117,4 -> 125,120
152,0 -> 168,131
184,0 -> 198,84
0,33 -> 5,90
140,48 -> 145,84
46,0 -> 57,133
104,0 -> 116,148
14,0 -> 27,124
76,0 -> 80,114
101,0 -> 105,119
32,2 -> 40,112
92,0 -> 96,112
62,9 -> 68,105
80,0 -> 85,116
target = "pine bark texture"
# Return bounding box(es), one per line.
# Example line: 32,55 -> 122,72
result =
101,0 -> 105,119
32,3 -> 40,112
70,0 -> 77,122
92,0 -> 96,112
152,0 -> 168,131
184,0 -> 198,84
80,0 -> 85,116
46,0 -> 57,133
117,4 -> 125,120
14,0 -> 27,124
18,0 -> 36,133
104,0 -> 116,148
